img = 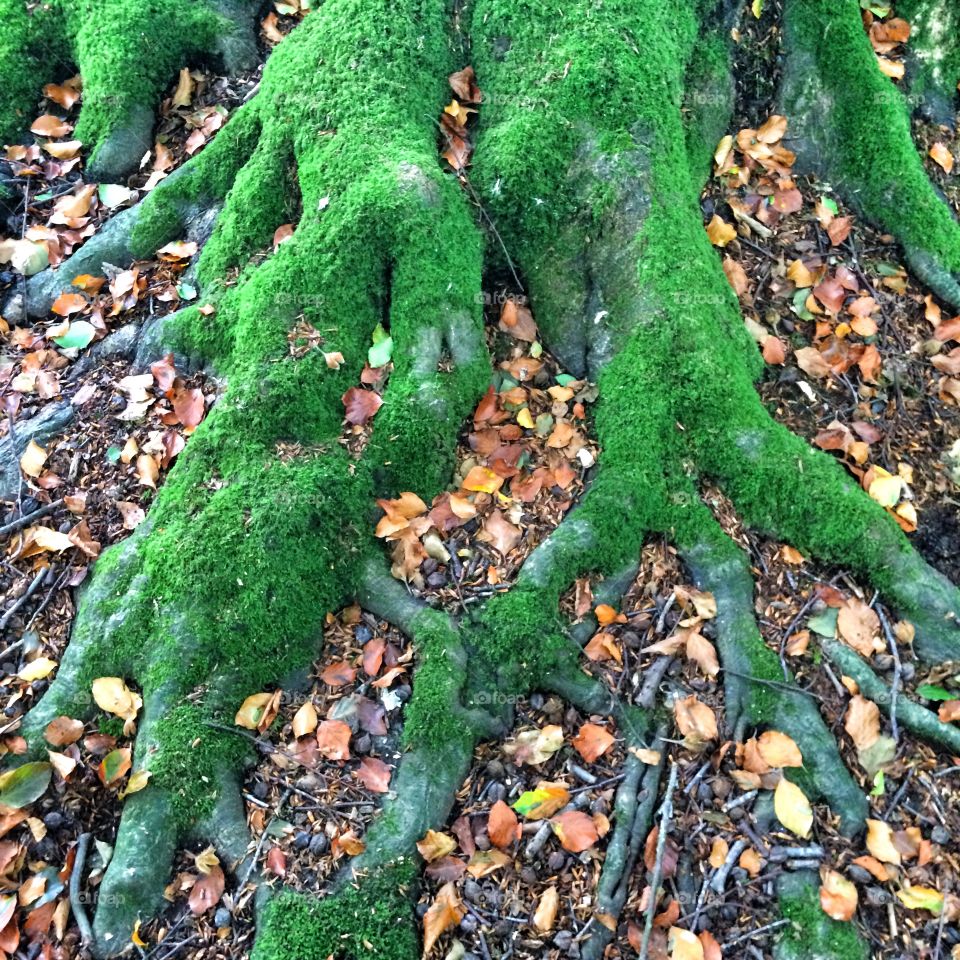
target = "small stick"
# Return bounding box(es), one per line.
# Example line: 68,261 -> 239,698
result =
710,838 -> 748,894
639,760 -> 679,960
0,567 -> 47,634
723,918 -> 790,946
876,606 -> 901,743
0,499 -> 64,538
69,832 -> 94,948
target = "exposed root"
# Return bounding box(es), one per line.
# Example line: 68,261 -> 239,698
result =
580,727 -> 667,960
821,639 -> 960,755
678,504 -> 869,835
0,0 -> 260,180
780,0 -> 960,309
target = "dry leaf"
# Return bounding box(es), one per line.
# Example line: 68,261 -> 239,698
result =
422,881 -> 465,957
774,778 -> 813,838
820,868 -> 857,921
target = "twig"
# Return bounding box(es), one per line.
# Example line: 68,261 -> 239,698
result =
876,606 -> 901,743
0,498 -> 64,538
710,838 -> 748,894
639,760 -> 678,960
69,832 -> 94,948
724,918 -> 790,946
0,567 -> 47,634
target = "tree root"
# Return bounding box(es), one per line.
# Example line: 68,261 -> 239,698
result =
821,639 -> 960,756
774,870 -> 868,960
0,0 -> 261,180
780,0 -> 960,309
580,726 -> 667,960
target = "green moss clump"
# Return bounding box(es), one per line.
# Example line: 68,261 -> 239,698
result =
776,872 -> 868,960
253,864 -> 419,960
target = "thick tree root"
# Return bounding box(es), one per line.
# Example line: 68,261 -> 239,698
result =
0,0 -> 260,180
5,0 -> 960,954
896,0 -> 960,125
821,639 -> 960,755
780,0 -> 960,309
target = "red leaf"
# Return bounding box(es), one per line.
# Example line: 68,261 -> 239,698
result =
172,384 -> 204,429
355,756 -> 392,793
342,386 -> 383,425
488,800 -> 520,849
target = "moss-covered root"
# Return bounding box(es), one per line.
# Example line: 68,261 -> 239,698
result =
781,0 -> 960,308
774,871 -> 868,960
254,864 -> 420,960
690,377 -> 960,664
897,0 -> 960,125
821,639 -> 960,755
0,1 -> 64,149
677,506 -> 869,835
0,0 -> 258,180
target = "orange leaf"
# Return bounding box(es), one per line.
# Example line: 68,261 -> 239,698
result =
487,800 -> 520,849
316,720 -> 351,761
550,810 -> 599,853
571,722 -> 614,763
422,882 -> 465,957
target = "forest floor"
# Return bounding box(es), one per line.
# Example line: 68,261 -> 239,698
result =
0,2 -> 959,959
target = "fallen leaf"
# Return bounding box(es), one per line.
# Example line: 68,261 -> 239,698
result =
316,720 -> 351,760
355,756 -> 392,793
512,782 -> 570,819
488,800 -> 520,849
820,868 -> 857,921
291,702 -> 318,738
673,696 -> 718,747
845,695 -> 881,751
668,926 -> 705,960
502,725 -> 564,766
756,730 -> 803,768
417,830 -> 457,863
422,881 -> 465,957
866,819 -> 901,866
930,142 -> 955,174
706,215 -> 737,247
774,778 -> 813,838
550,810 -> 599,853
533,886 -> 559,933
572,723 -> 614,763
188,864 -> 225,916
342,386 -> 383,425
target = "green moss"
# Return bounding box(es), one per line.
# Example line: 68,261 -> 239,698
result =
97,715 -> 125,739
0,2 -> 65,145
253,863 -> 419,960
783,0 -> 960,272
776,872 -> 868,960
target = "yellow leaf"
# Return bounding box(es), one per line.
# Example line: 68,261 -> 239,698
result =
292,701 -> 318,738
896,883 -> 943,914
92,677 -> 142,723
119,769 -> 151,800
19,440 -> 47,478
234,691 -> 275,730
865,819 -> 901,866
774,778 -> 812,838
18,658 -> 57,682
416,829 -> 457,863
462,465 -> 503,494
533,886 -> 559,932
131,920 -> 147,947
709,837 -> 728,868
868,468 -> 903,508
516,407 -> 535,429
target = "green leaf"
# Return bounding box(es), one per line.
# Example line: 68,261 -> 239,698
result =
858,735 -> 896,778
106,446 -> 122,464
555,374 -> 576,386
177,281 -> 197,301
807,607 -> 839,638
870,770 -> 885,796
916,684 -> 956,701
98,183 -> 136,208
368,323 -> 393,369
875,261 -> 901,277
820,196 -> 839,216
53,320 -> 96,350
0,761 -> 52,809
791,287 -> 815,321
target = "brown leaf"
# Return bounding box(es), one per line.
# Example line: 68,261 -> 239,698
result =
417,829 -> 457,863
533,886 -> 559,933
819,868 -> 857,921
673,696 -> 718,747
756,730 -> 803,768
837,599 -> 881,657
316,720 -> 351,761
685,631 -> 720,678
550,810 -> 599,853
477,508 -> 521,556
43,716 -> 83,747
422,881 -> 465,957
488,800 -> 520,849
844,695 -> 880,751
342,386 -> 383,425
355,756 -> 392,793
320,661 -> 356,687
188,864 -> 225,916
